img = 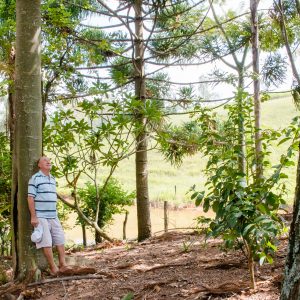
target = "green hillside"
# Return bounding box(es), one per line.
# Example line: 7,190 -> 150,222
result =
112,94 -> 298,204
58,94 -> 299,206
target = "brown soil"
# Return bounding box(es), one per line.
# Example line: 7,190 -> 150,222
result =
0,231 -> 287,300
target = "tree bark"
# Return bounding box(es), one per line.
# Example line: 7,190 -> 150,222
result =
237,73 -> 247,179
82,224 -> 87,247
134,0 -> 152,241
250,0 -> 263,181
276,0 -> 300,85
13,0 -> 42,281
123,211 -> 128,240
280,146 -> 300,300
95,230 -> 102,244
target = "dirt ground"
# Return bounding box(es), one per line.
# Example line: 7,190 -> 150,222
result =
0,231 -> 287,300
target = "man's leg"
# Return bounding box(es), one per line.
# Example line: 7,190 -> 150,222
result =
42,247 -> 59,274
56,244 -> 68,270
50,218 -> 69,271
36,219 -> 58,274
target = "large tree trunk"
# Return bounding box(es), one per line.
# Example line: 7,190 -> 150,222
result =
12,0 -> 42,281
134,0 -> 151,241
95,230 -> 102,244
280,147 -> 300,299
250,0 -> 263,181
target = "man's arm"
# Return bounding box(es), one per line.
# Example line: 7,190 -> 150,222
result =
28,196 -> 39,227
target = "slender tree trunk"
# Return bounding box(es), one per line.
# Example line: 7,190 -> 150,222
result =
250,0 -> 263,181
248,254 -> 256,290
237,72 -> 247,179
274,0 -> 300,111
276,0 -> 300,85
280,146 -> 300,300
13,0 -> 42,281
244,240 -> 256,289
82,224 -> 87,247
134,0 -> 151,241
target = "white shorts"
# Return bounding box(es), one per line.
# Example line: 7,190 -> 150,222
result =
35,218 -> 65,249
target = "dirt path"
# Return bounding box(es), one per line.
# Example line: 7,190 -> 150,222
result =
1,231 -> 286,299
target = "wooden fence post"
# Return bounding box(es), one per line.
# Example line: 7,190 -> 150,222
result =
164,201 -> 168,233
123,211 -> 129,240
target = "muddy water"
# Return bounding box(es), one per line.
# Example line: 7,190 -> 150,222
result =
64,205 -> 211,244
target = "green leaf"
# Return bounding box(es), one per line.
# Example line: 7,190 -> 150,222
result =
277,137 -> 291,146
122,292 -> 134,300
191,191 -> 198,200
256,203 -> 268,214
284,161 -> 295,167
212,200 -> 220,213
243,224 -> 255,236
279,172 -> 289,179
259,255 -> 266,266
266,255 -> 274,264
203,198 -> 210,213
195,192 -> 205,206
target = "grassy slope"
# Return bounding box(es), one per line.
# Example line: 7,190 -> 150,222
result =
58,94 -> 299,205
261,95 -> 299,204
111,94 -> 299,205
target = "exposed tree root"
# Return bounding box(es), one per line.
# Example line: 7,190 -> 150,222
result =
115,262 -> 135,269
186,281 -> 250,297
204,260 -> 244,270
0,284 -> 23,297
141,278 -> 175,291
0,267 -> 98,298
144,262 -> 190,272
27,274 -> 104,287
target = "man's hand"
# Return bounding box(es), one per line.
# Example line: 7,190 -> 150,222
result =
31,216 -> 39,227
28,196 -> 38,227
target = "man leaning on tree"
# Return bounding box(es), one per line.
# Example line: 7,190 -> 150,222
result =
28,156 -> 69,276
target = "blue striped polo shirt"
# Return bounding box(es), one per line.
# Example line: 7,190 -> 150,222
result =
28,170 -> 57,218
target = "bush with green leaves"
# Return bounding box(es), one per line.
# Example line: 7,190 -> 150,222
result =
77,178 -> 135,242
190,93 -> 298,288
43,97 -> 137,241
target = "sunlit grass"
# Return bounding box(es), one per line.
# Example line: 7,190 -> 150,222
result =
57,94 -> 299,206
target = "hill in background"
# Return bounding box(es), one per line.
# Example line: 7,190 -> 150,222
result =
109,94 -> 299,205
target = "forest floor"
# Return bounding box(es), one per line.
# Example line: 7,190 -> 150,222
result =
0,231 -> 287,300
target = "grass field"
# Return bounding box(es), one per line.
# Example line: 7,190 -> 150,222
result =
59,93 -> 299,242
57,93 -> 299,206
113,94 -> 299,205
